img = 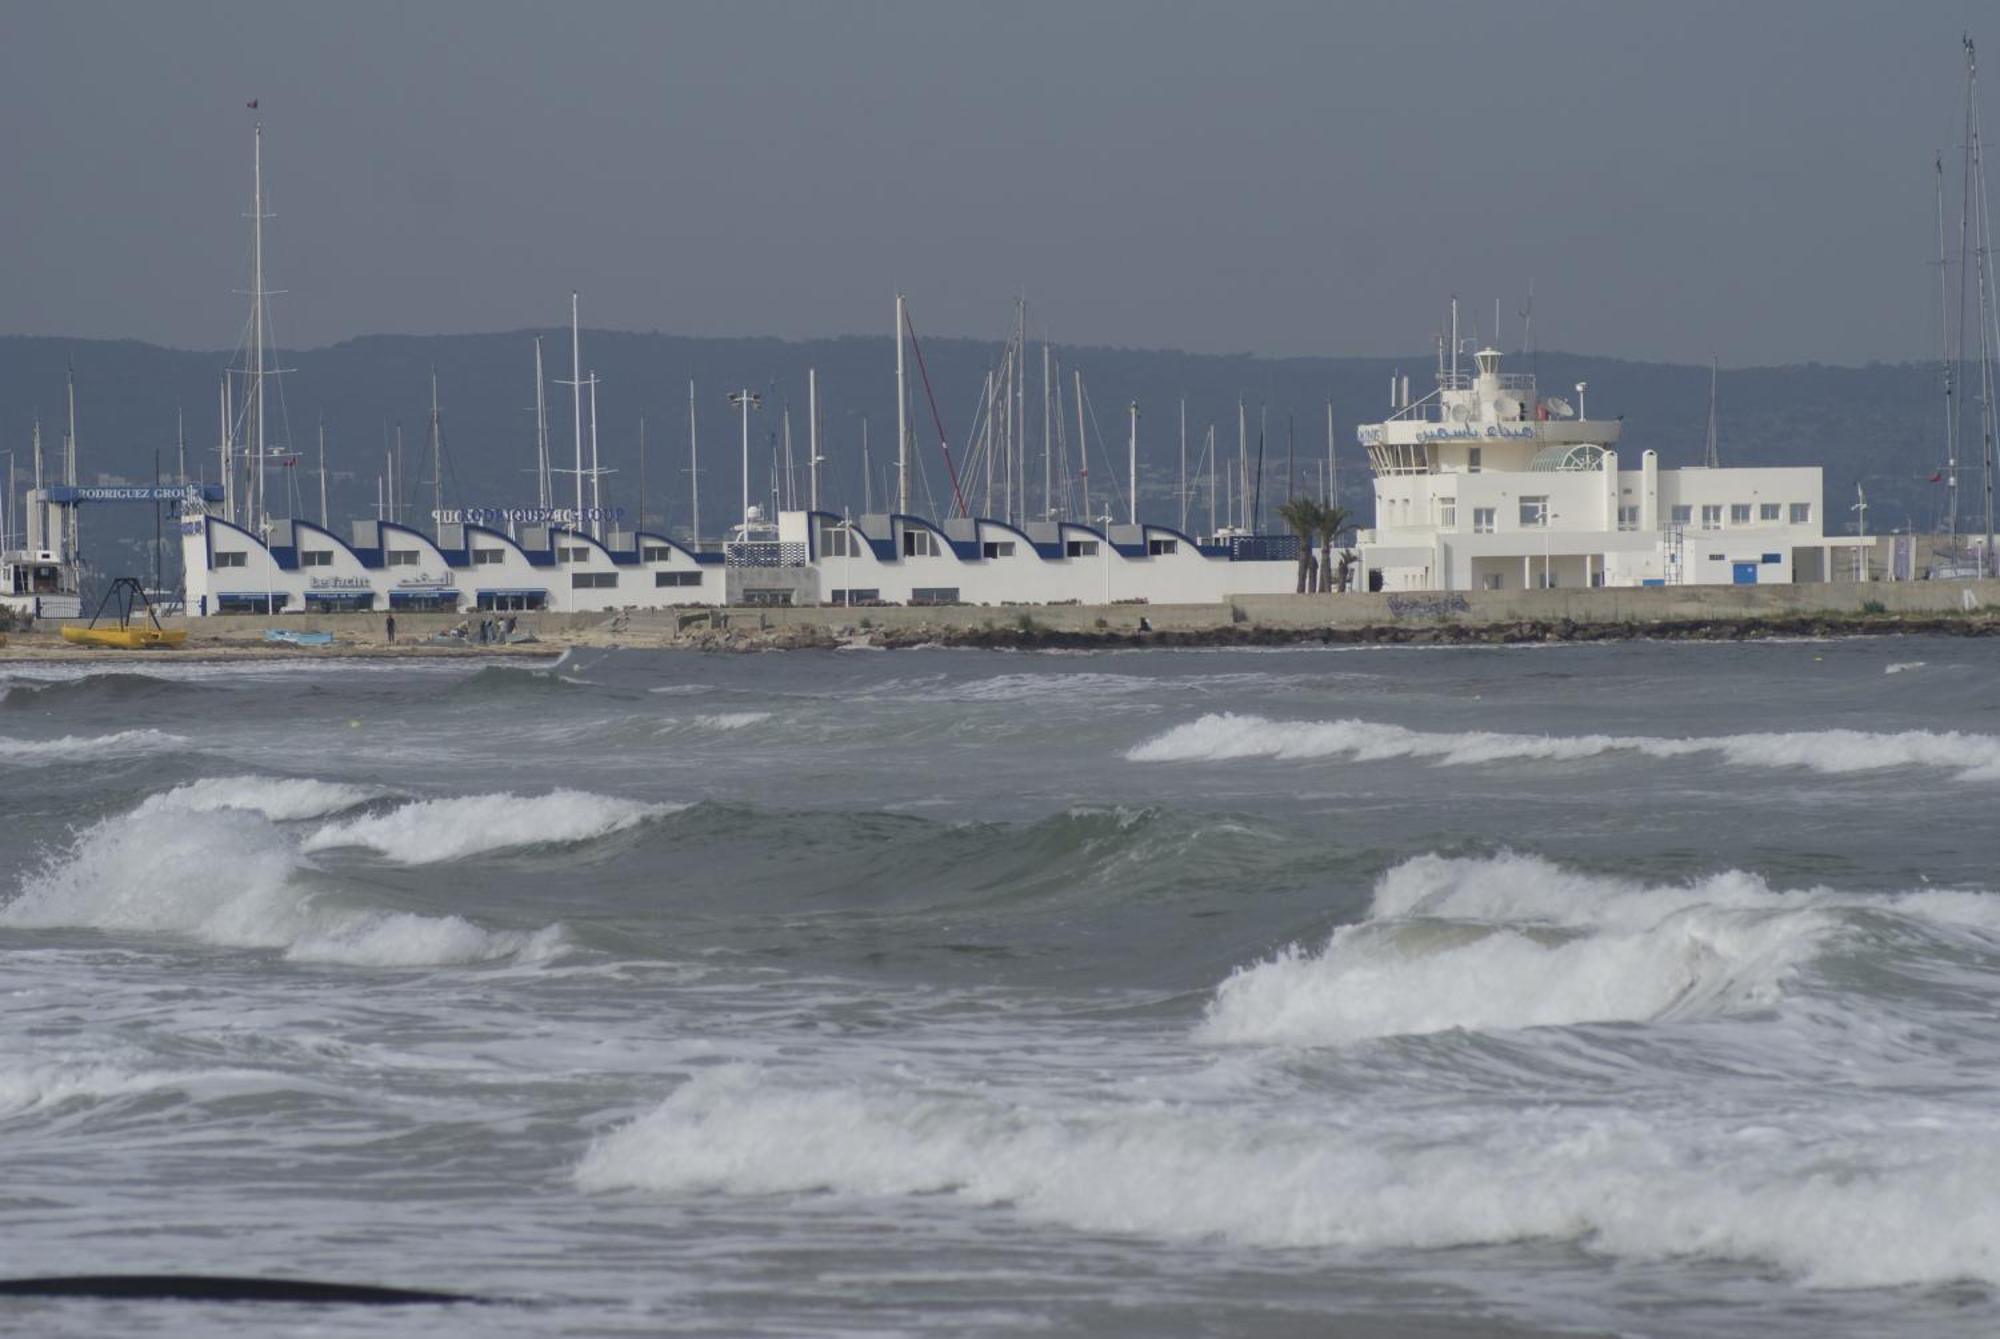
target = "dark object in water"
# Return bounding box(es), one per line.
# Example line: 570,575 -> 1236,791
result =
0,1274 -> 485,1305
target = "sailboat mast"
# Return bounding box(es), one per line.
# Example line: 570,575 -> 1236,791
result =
1048,341 -> 1064,519
808,367 -> 820,514
1074,368 -> 1088,523
1326,399 -> 1338,506
687,379 -> 700,544
1970,36 -> 2000,572
534,337 -> 551,513
1938,151 -> 1960,543
570,292 -> 584,527
429,369 -> 442,530
219,376 -> 233,525
638,415 -> 647,533
65,368 -> 79,557
894,293 -> 909,515
251,123 -> 268,538
1705,358 -> 1720,468
317,416 -> 328,527
588,373 -> 603,538
1128,400 -> 1139,524
1178,396 -> 1187,534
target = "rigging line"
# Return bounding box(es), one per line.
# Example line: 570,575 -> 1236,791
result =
901,305 -> 969,518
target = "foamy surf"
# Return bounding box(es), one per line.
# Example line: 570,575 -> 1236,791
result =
301,789 -> 677,863
1200,851 -> 2000,1046
2,807 -> 565,967
1127,712 -> 2000,781
579,1063 -> 2000,1290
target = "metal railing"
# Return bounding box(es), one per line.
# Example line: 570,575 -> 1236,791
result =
723,541 -> 808,568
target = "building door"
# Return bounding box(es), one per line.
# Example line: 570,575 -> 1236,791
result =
1732,562 -> 1758,585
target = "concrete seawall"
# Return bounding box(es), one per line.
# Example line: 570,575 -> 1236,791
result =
12,579 -> 1996,660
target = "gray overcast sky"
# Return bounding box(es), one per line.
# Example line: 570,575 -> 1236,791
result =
0,0 -> 1992,365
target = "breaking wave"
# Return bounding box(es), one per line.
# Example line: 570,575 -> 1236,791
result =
1127,712 -> 2000,781
139,775 -> 384,822
0,672 -> 210,712
301,789 -> 677,864
1,806 -> 565,966
1199,851 -> 2000,1046
578,1062 -> 2000,1289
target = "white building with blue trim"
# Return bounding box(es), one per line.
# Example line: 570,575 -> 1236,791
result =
178,506 -> 1300,616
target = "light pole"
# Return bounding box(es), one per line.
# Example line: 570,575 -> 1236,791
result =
1542,503 -> 1559,588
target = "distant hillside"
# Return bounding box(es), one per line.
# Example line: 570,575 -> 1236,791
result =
0,331 -> 1962,583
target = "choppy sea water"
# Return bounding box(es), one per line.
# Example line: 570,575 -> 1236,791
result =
1,638 -> 1996,1336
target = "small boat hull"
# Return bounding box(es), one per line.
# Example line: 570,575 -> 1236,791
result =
60,626 -> 188,649
263,629 -> 334,647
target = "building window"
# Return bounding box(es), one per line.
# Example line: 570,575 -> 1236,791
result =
641,545 -> 673,562
556,545 -> 590,562
214,550 -> 247,568
654,570 -> 701,587
1472,507 -> 1495,534
1730,504 -> 1752,525
1482,572 -> 1502,590
1439,502 -> 1456,530
1066,540 -> 1099,557
570,571 -> 618,589
821,527 -> 854,558
471,548 -> 504,565
902,528 -> 938,558
1467,447 -> 1482,474
1147,538 -> 1177,555
830,588 -> 879,606
300,549 -> 333,567
1790,503 -> 1811,525
1520,495 -> 1549,527
1617,505 -> 1640,531
1700,505 -> 1723,530
1670,504 -> 1692,525
984,540 -> 1017,558
1760,503 -> 1781,522
386,549 -> 420,566
910,587 -> 961,605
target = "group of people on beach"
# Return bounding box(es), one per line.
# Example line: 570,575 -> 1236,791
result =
382,613 -> 517,646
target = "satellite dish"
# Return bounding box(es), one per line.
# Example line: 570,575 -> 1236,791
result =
1450,403 -> 1474,423
1544,396 -> 1575,419
1493,397 -> 1521,421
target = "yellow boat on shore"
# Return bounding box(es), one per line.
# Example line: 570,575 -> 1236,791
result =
60,577 -> 186,650
60,625 -> 187,649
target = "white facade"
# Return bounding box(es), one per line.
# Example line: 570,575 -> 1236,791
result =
178,506 -> 1298,615
1356,345 -> 1861,591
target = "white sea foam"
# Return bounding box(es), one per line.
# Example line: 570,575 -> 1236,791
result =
689,711 -> 772,731
301,789 -> 674,864
1127,712 -> 2000,781
584,1063 -> 2000,1295
1200,851 -> 2000,1047
1885,661 -> 1926,674
0,728 -> 189,761
579,1063 -> 2000,1290
3,807 -> 565,966
140,775 -> 384,822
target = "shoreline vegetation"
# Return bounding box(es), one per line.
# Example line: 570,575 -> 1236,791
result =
0,588 -> 1995,662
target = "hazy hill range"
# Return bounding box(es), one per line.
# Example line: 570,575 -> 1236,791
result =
0,331 -> 1962,584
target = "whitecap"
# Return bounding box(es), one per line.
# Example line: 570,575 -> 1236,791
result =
301,789 -> 675,864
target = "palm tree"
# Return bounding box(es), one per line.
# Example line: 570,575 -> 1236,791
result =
1277,496 -> 1320,593
1314,501 -> 1351,593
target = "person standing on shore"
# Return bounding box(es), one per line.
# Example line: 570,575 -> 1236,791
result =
386,613 -> 397,645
